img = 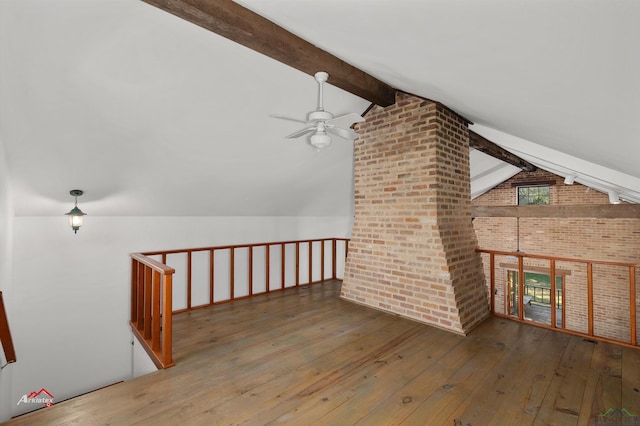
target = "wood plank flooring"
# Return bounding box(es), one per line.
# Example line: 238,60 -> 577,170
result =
5,280 -> 640,425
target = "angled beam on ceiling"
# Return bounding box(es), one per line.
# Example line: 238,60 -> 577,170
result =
142,0 -> 396,107
469,130 -> 537,172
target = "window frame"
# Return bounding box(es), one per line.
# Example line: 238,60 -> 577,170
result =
516,184 -> 550,205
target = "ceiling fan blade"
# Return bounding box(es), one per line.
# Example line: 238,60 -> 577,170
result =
286,126 -> 317,139
326,113 -> 365,128
327,126 -> 359,140
270,114 -> 309,125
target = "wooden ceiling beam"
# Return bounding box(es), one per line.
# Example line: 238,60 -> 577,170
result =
472,204 -> 640,219
142,0 -> 396,107
469,130 -> 537,172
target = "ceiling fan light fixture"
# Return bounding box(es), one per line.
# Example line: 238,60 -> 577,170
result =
272,71 -> 365,150
310,132 -> 332,150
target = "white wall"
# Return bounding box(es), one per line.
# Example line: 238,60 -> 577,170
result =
0,139 -> 15,422
132,338 -> 157,378
10,215 -> 350,416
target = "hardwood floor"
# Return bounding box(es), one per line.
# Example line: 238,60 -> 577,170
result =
5,280 -> 640,425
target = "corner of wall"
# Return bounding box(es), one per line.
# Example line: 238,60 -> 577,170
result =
0,135 -> 15,422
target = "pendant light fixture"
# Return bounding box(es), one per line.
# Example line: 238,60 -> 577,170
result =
65,189 -> 86,234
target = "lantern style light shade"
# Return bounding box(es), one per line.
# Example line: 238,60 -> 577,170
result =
65,189 -> 86,234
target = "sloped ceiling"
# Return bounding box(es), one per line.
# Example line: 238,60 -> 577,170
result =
237,0 -> 640,204
0,0 -> 370,217
1,0 -> 638,218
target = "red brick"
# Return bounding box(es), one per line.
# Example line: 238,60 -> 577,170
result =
342,93 -> 488,335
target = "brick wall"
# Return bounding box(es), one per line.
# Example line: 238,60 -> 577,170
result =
341,93 -> 488,335
473,169 -> 640,344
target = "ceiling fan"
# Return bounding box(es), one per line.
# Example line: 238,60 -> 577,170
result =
272,71 -> 365,150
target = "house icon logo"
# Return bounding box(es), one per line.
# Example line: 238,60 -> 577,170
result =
596,408 -> 640,425
16,388 -> 54,407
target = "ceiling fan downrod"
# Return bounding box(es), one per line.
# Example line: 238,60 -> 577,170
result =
315,71 -> 329,112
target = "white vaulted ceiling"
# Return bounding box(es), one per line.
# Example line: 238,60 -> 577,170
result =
1,0 -> 638,218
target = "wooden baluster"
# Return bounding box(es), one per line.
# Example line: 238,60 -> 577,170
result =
144,266 -> 153,339
506,272 -> 512,317
152,270 -> 161,351
161,273 -> 174,367
321,241 -> 325,282
131,259 -> 138,324
518,255 -> 525,321
281,244 -> 285,289
489,253 -> 495,314
230,247 -> 235,300
332,239 -> 337,279
309,241 -> 313,285
630,266 -> 636,346
209,249 -> 215,305
187,251 -> 192,311
587,262 -> 594,337
561,284 -> 566,328
137,264 -> 145,331
266,244 -> 271,293
295,242 -> 300,286
550,259 -> 556,329
249,246 -> 253,296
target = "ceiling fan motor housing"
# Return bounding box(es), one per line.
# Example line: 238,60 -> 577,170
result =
308,110 -> 333,122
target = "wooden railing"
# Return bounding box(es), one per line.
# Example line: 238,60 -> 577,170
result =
478,249 -> 639,348
523,283 -> 562,307
130,238 -> 348,368
130,253 -> 175,369
0,291 -> 16,366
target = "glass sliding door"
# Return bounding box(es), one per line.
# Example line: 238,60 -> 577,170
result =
507,270 -> 564,327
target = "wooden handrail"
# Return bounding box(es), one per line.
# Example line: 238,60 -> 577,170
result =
131,238 -> 349,369
130,253 -> 175,369
140,238 -> 348,256
476,248 -> 638,268
130,252 -> 175,273
0,291 -> 16,365
478,248 -> 639,349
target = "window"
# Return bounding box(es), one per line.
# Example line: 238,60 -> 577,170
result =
517,185 -> 549,205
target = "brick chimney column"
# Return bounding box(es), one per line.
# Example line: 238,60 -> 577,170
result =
341,93 -> 489,335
